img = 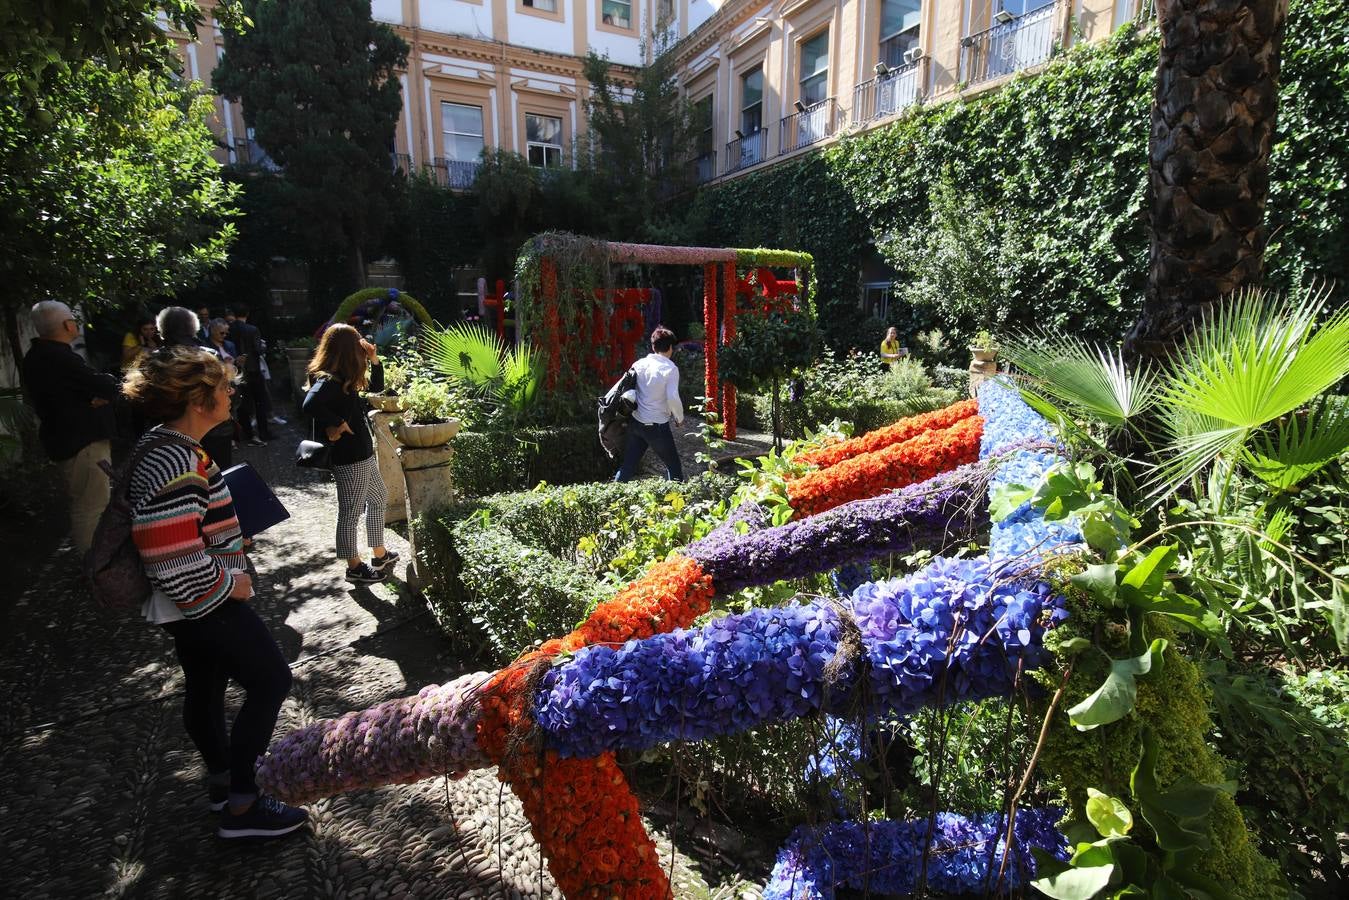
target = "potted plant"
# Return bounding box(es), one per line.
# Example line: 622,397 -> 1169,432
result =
367,358 -> 408,412
392,377 -> 461,448
969,330 -> 999,363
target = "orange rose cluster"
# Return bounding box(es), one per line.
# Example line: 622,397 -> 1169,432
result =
794,399 -> 979,470
475,554 -> 714,897
787,414 -> 985,519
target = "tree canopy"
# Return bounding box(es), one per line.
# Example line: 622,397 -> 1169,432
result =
213,0 -> 408,301
0,63 -> 239,366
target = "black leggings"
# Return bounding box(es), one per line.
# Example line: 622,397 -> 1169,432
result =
162,601 -> 292,796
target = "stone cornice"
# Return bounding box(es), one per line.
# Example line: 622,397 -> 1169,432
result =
674,0 -> 764,65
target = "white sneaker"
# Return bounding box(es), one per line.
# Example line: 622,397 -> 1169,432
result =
269,416 -> 287,425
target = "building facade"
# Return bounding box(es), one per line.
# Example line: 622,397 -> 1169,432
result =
175,0 -> 1149,187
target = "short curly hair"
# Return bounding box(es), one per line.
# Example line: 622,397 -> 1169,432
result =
122,346 -> 233,422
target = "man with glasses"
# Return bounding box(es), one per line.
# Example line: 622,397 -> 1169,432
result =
22,301 -> 120,554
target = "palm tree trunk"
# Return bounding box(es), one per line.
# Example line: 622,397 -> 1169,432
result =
1124,0 -> 1289,362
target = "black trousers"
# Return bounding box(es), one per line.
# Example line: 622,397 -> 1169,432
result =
236,371 -> 273,441
162,601 -> 292,795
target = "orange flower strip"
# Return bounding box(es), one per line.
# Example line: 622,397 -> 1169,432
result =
787,415 -> 985,519
794,399 -> 979,471
475,554 -> 714,898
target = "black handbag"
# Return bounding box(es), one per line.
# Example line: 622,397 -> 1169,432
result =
295,420 -> 332,470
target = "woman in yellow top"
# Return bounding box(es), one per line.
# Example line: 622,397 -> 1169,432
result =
122,316 -> 160,370
879,326 -> 906,372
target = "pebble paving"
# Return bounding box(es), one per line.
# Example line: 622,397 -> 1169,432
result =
1,410 -> 772,899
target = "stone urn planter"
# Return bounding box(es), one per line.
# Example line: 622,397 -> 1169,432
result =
367,393 -> 405,413
967,339 -> 1000,398
392,418 -> 461,448
284,345 -> 314,402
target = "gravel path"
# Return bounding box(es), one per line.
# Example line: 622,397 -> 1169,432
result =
0,408 -> 769,899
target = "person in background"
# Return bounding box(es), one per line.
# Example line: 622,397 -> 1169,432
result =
207,318 -> 236,364
122,316 -> 160,371
121,346 -> 306,840
615,326 -> 685,483
196,306 -> 213,344
880,326 -> 907,372
159,306 -> 233,470
301,325 -> 396,585
228,305 -> 273,447
23,301 -> 120,554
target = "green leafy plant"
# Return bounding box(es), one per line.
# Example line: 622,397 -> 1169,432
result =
400,377 -> 458,425
420,321 -> 540,413
1032,730 -> 1234,899
719,306 -> 825,450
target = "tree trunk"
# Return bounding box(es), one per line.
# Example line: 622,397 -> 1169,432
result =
1124,0 -> 1289,362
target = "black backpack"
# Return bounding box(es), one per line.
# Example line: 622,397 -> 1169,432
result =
84,430 -> 196,612
597,367 -> 638,459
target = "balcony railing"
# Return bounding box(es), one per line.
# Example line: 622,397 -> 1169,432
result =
779,98 -> 836,154
959,2 -> 1064,87
391,152 -> 412,175
232,139 -> 280,170
850,60 -> 924,126
430,157 -> 481,190
692,151 -> 717,184
724,129 -> 767,174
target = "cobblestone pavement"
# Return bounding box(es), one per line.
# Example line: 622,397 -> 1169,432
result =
1,407 -> 770,899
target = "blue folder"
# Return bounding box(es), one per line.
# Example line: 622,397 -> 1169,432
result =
221,463 -> 290,537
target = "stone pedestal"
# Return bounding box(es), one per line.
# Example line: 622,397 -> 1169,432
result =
285,348 -> 312,403
369,410 -> 407,524
397,443 -> 455,592
968,359 -> 999,398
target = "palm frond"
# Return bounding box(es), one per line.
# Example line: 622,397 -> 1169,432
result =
1161,284 -> 1349,430
1002,331 -> 1156,430
1242,398 -> 1349,491
501,342 -> 541,410
420,322 -> 504,387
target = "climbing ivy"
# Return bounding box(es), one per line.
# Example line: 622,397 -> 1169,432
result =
692,1 -> 1349,349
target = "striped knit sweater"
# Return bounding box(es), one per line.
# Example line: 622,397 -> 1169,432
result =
128,429 -> 246,618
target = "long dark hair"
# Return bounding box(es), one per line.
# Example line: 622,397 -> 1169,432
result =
307,324 -> 369,392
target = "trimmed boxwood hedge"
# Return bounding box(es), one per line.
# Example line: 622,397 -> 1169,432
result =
737,389 -> 959,440
450,424 -> 613,498
416,473 -> 736,663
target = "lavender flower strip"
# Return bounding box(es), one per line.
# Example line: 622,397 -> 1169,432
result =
684,463 -> 989,594
256,671 -> 490,805
534,556 -> 1066,758
762,809 -> 1067,899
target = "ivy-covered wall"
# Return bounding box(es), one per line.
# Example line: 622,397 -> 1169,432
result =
691,0 -> 1348,349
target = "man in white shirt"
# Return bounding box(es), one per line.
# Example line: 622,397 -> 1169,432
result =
615,326 -> 685,482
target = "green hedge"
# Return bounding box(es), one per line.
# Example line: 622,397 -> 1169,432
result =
692,2 -> 1349,350
416,474 -> 736,663
450,424 -> 613,498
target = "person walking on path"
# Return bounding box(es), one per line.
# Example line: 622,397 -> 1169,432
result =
301,324 -> 397,586
122,346 -> 306,839
229,305 -> 273,446
22,301 -> 120,554
159,306 -> 234,470
615,326 -> 686,483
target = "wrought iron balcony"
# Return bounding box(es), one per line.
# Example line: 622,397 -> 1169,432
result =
430,157 -> 480,190
692,151 -> 717,184
959,2 -> 1064,88
850,59 -> 924,126
232,138 -> 280,170
724,129 -> 767,174
779,98 -> 836,155
391,152 -> 412,175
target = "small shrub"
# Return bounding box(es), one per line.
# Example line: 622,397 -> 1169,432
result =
402,377 -> 457,424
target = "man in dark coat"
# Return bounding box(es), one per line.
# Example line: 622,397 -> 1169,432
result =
22,301 -> 119,553
228,305 -> 272,445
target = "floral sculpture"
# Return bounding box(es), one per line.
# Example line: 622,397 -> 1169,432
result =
256,383 -> 1076,897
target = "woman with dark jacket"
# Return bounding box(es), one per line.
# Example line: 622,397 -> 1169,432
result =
301,324 -> 395,585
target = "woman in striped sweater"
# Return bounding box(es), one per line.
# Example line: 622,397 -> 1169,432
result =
123,347 -> 306,840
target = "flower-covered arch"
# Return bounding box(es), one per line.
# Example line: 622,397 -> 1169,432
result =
513,233 -> 815,440
322,287 -> 436,338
